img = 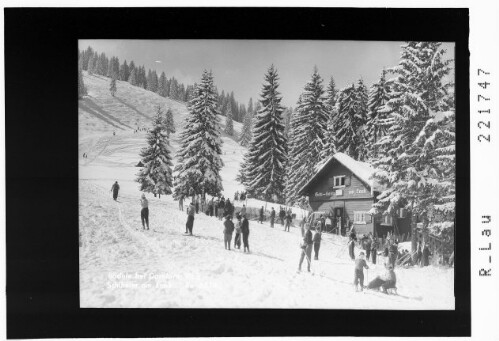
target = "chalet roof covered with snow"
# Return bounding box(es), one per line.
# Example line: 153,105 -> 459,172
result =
298,152 -> 379,196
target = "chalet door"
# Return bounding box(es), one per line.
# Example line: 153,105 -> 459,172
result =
335,207 -> 344,235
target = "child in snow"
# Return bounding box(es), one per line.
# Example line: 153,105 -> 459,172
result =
241,214 -> 250,253
234,213 -> 242,249
140,193 -> 149,230
353,252 -> 369,292
367,263 -> 397,294
223,215 -> 235,250
298,224 -> 313,272
313,228 -> 322,260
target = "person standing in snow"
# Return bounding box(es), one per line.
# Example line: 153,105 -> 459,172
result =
110,181 -> 120,201
195,196 -> 200,214
313,228 -> 322,260
298,223 -> 313,272
140,193 -> 149,230
185,202 -> 195,235
364,236 -> 372,262
224,199 -> 232,218
179,195 -> 184,211
259,206 -> 264,224
353,252 -> 369,292
209,197 -> 214,217
371,236 -> 379,264
388,240 -> 398,268
348,236 -> 356,260
422,242 -> 431,266
218,197 -> 225,220
284,211 -> 292,232
241,214 -> 250,253
223,215 -> 235,250
279,207 -> 286,226
270,207 -> 276,228
234,213 -> 242,249
240,204 -> 247,218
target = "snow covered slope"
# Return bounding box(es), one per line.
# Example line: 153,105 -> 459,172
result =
79,73 -> 454,309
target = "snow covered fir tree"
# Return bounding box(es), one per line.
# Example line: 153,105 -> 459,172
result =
109,76 -> 117,97
285,68 -> 329,206
164,107 -> 176,138
239,65 -> 287,203
173,70 -> 224,199
136,106 -> 174,198
370,42 -> 455,251
224,106 -> 234,136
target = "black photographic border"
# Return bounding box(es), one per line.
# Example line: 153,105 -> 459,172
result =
5,7 -> 470,338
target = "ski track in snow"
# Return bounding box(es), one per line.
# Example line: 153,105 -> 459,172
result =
79,72 -> 454,309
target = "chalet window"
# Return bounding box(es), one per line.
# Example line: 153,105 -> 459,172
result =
333,175 -> 346,188
353,211 -> 369,224
381,214 -> 393,226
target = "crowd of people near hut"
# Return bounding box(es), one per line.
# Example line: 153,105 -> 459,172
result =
109,181 -> 452,295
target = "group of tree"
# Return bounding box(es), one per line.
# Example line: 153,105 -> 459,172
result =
79,46 -> 195,102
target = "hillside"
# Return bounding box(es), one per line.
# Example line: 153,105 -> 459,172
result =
78,72 -> 454,309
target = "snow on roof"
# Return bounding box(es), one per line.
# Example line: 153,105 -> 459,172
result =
300,152 -> 378,195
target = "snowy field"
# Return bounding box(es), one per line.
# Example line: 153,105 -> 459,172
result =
79,73 -> 455,309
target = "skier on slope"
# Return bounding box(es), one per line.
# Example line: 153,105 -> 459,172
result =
353,251 -> 369,292
110,181 -> 120,201
313,227 -> 322,260
241,214 -> 250,253
298,223 -> 313,272
223,215 -> 235,250
279,207 -> 286,226
185,202 -> 195,235
371,236 -> 379,264
140,193 -> 149,230
270,207 -> 276,228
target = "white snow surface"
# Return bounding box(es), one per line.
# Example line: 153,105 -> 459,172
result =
79,73 -> 454,309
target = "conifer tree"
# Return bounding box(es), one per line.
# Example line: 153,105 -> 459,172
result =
354,78 -> 369,161
128,68 -> 138,86
174,70 -> 224,199
335,83 -> 364,160
157,72 -> 168,97
366,69 -> 391,159
370,42 -> 455,250
239,65 -> 287,202
136,106 -> 173,196
320,76 -> 338,161
87,53 -> 96,75
285,68 -> 328,205
109,76 -> 117,97
225,106 -> 234,136
164,107 -> 176,138
239,99 -> 253,147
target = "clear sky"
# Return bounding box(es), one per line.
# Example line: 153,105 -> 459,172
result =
80,40 -> 454,108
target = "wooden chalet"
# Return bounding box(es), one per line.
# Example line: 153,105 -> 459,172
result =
298,152 -> 411,238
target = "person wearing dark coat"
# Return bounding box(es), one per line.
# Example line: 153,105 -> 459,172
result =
218,198 -> 225,220
110,181 -> 120,201
279,208 -> 286,226
389,241 -> 398,268
224,199 -> 233,218
234,214 -> 242,249
259,206 -> 264,224
348,237 -> 355,260
367,263 -> 397,294
284,212 -> 292,232
223,215 -> 235,250
371,238 -> 379,264
270,208 -> 276,228
185,202 -> 195,235
298,224 -> 313,272
422,243 -> 431,266
313,229 -> 322,260
364,237 -> 372,261
241,215 -> 250,253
